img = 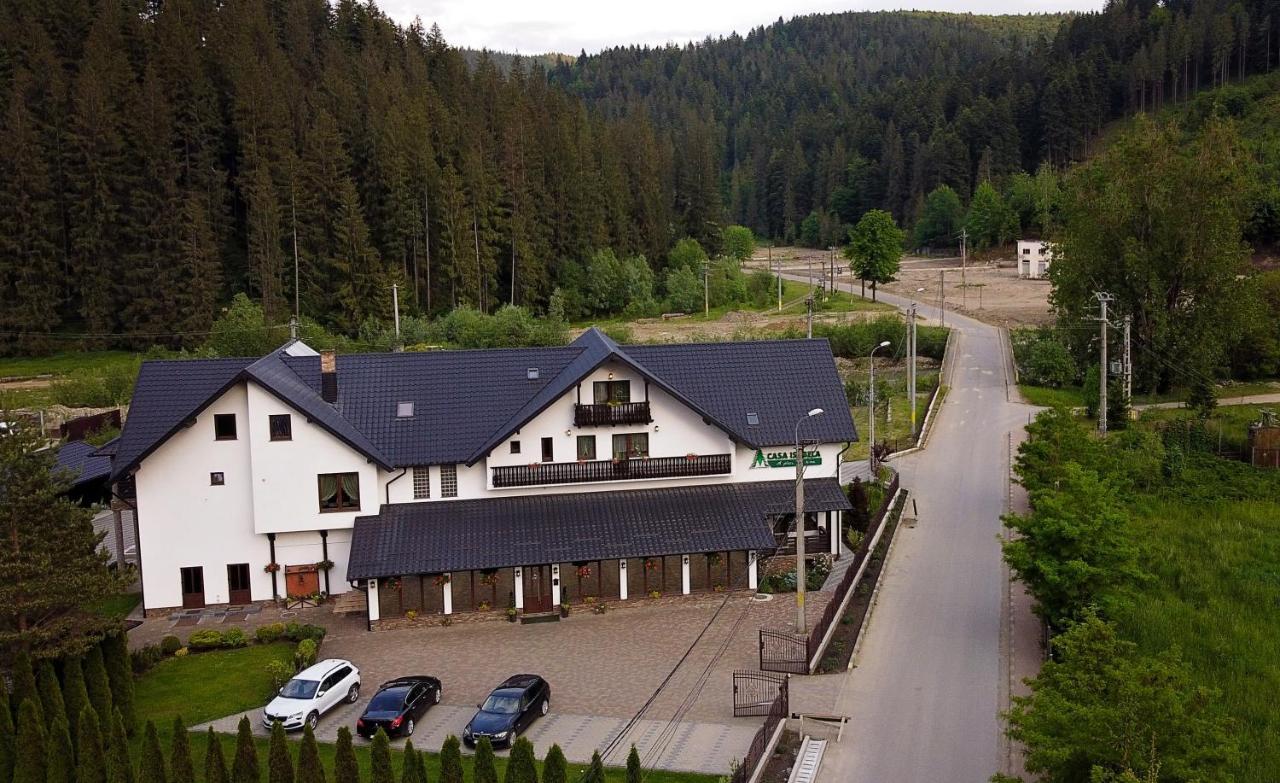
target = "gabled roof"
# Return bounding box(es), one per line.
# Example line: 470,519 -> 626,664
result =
346,478 -> 850,580
113,330 -> 857,479
52,440 -> 113,487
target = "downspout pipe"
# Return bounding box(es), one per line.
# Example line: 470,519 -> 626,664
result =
268,533 -> 278,601
385,468 -> 407,504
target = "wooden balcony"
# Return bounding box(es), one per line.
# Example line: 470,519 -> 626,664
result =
573,401 -> 653,427
492,453 -> 731,488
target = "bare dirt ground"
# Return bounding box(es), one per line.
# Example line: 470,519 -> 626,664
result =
754,246 -> 1054,328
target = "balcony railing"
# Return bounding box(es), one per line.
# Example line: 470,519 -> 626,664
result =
573,401 -> 653,427
492,453 -> 731,488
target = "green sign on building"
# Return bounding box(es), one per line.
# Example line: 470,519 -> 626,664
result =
751,449 -> 822,469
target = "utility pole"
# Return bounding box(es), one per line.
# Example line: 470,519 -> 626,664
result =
703,261 -> 710,316
805,295 -> 814,339
908,303 -> 918,436
960,227 -> 968,309
869,341 -> 889,471
392,283 -> 402,351
292,186 -> 300,323
773,244 -> 781,311
939,270 -> 946,328
794,408 -> 825,636
289,315 -> 298,341
1123,314 -> 1133,402
1096,292 -> 1114,434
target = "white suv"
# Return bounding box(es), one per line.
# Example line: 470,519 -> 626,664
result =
263,658 -> 361,731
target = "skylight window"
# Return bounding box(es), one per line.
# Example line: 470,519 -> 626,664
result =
396,401 -> 414,418
527,367 -> 540,380
746,413 -> 760,426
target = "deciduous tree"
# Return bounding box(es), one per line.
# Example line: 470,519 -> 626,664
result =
843,210 -> 903,301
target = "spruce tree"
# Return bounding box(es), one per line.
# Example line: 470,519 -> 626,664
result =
399,740 -> 421,783
473,737 -> 497,783
11,651 -> 40,721
37,659 -> 68,726
296,724 -> 325,783
77,707 -> 107,783
204,728 -> 229,783
141,720 -> 169,783
369,728 -> 393,783
63,656 -> 91,741
232,716 -> 260,783
438,736 -> 463,783
45,716 -> 75,783
626,745 -> 641,783
504,738 -> 537,783
84,644 -> 114,726
170,716 -> 195,783
541,745 -> 567,783
13,700 -> 47,783
0,686 -> 12,783
269,720 -> 294,783
333,728 -> 358,783
103,633 -> 136,733
106,708 -> 134,783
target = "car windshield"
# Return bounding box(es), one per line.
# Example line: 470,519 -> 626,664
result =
279,679 -> 319,700
369,688 -> 408,711
481,693 -> 521,714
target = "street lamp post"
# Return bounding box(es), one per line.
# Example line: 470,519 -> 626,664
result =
795,407 -> 825,635
869,340 -> 891,472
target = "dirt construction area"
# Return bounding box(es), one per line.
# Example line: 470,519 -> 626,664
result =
754,246 -> 1054,328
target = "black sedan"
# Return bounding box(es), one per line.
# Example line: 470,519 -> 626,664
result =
355,676 -> 442,739
462,674 -> 551,748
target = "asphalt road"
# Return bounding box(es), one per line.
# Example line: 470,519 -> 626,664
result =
785,276 -> 1040,782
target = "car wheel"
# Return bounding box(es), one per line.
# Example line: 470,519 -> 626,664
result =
406,718 -> 414,736
540,698 -> 549,716
306,712 -> 319,730
347,684 -> 360,703
433,687 -> 441,704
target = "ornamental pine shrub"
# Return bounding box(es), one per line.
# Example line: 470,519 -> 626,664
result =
45,717 -> 74,783
296,725 -> 325,783
0,686 -> 13,783
369,729 -> 393,783
504,738 -> 537,783
542,745 -> 568,783
333,728 -> 358,783
232,716 -> 260,783
104,633 -> 137,733
170,717 -> 195,783
140,720 -> 168,783
10,652 -> 39,722
13,700 -> 46,783
84,645 -> 114,724
36,660 -> 67,726
268,720 -> 294,783
62,656 -> 91,741
76,707 -> 107,783
106,708 -> 134,783
626,746 -> 642,783
474,737 -> 497,783
204,728 -> 229,783
439,736 -> 463,783
399,741 -> 424,783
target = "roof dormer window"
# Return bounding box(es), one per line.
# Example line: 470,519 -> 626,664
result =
396,402 -> 414,418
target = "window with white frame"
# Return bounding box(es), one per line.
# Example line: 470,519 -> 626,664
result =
413,466 -> 430,499
440,464 -> 458,497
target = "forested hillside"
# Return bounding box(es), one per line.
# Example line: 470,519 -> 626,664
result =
0,0 -> 1276,354
555,1 -> 1279,246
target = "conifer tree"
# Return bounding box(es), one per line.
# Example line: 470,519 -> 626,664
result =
103,633 -> 136,733
233,716 -> 260,783
296,724 -> 325,783
13,700 -> 47,783
46,716 -> 75,783
141,719 -> 169,783
626,746 -> 641,783
84,645 -> 113,728
77,707 -> 107,783
106,708 -> 134,783
399,740 -> 422,783
473,737 -> 497,783
170,716 -> 195,783
369,728 -> 393,783
333,727 -> 358,783
583,751 -> 605,783
269,720 -> 294,783
504,738 -> 537,783
63,656 -> 91,741
204,728 -> 229,783
10,651 -> 40,721
36,659 -> 67,726
0,686 -> 13,783
439,736 -> 463,783
541,745 -> 566,783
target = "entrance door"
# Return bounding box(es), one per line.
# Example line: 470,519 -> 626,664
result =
227,563 -> 251,605
523,565 -> 553,613
180,566 -> 205,609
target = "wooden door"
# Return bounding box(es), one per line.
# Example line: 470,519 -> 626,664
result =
285,565 -> 320,598
180,566 -> 205,609
523,565 -> 552,613
227,563 -> 251,605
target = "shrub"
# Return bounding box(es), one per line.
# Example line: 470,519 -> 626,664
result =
220,628 -> 248,649
265,661 -> 292,692
281,623 -> 326,643
254,624 -> 285,644
130,644 -> 164,675
174,648 -> 189,657
187,630 -> 224,651
293,639 -> 318,671
160,635 -> 183,655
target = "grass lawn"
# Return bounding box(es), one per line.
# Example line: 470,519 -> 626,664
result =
1019,380 -> 1280,410
130,643 -> 717,783
845,370 -> 940,462
1018,384 -> 1084,408
0,350 -> 143,378
94,591 -> 143,619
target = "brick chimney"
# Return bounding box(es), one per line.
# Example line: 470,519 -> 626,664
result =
320,350 -> 338,403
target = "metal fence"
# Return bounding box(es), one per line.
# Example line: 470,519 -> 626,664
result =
759,629 -> 809,674
732,670 -> 789,717
730,673 -> 789,783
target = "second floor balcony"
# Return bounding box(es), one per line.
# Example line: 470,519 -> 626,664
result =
492,452 -> 731,488
573,401 -> 653,427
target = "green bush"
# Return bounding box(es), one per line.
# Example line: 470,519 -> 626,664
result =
129,644 -> 164,675
160,635 -> 182,655
254,623 -> 285,644
187,630 -> 224,651
220,628 -> 248,648
293,639 -> 318,671
280,623 -> 326,643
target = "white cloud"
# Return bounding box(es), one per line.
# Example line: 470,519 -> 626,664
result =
380,0 -> 1106,55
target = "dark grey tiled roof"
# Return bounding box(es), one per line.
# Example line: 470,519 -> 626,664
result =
52,440 -> 113,486
114,329 -> 858,478
345,478 -> 850,580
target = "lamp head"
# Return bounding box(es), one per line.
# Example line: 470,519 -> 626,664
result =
878,340 -> 890,348
807,408 -> 824,417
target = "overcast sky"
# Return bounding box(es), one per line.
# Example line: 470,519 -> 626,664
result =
379,1 -> 1107,55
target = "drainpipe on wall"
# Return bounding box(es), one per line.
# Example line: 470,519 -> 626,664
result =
385,468 -> 407,504
320,530 -> 330,595
268,533 -> 278,601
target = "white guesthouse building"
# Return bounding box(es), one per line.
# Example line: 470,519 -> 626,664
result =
1017,239 -> 1054,279
105,329 -> 856,629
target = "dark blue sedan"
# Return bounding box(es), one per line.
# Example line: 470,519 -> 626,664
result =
462,674 -> 551,747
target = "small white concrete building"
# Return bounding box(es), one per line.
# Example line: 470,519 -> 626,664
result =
1017,240 -> 1054,279
106,330 -> 858,628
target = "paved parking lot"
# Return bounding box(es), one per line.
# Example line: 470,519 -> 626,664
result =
194,591 -> 833,774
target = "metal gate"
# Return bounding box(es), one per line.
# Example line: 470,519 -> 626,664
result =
759,629 -> 810,674
732,670 -> 789,718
